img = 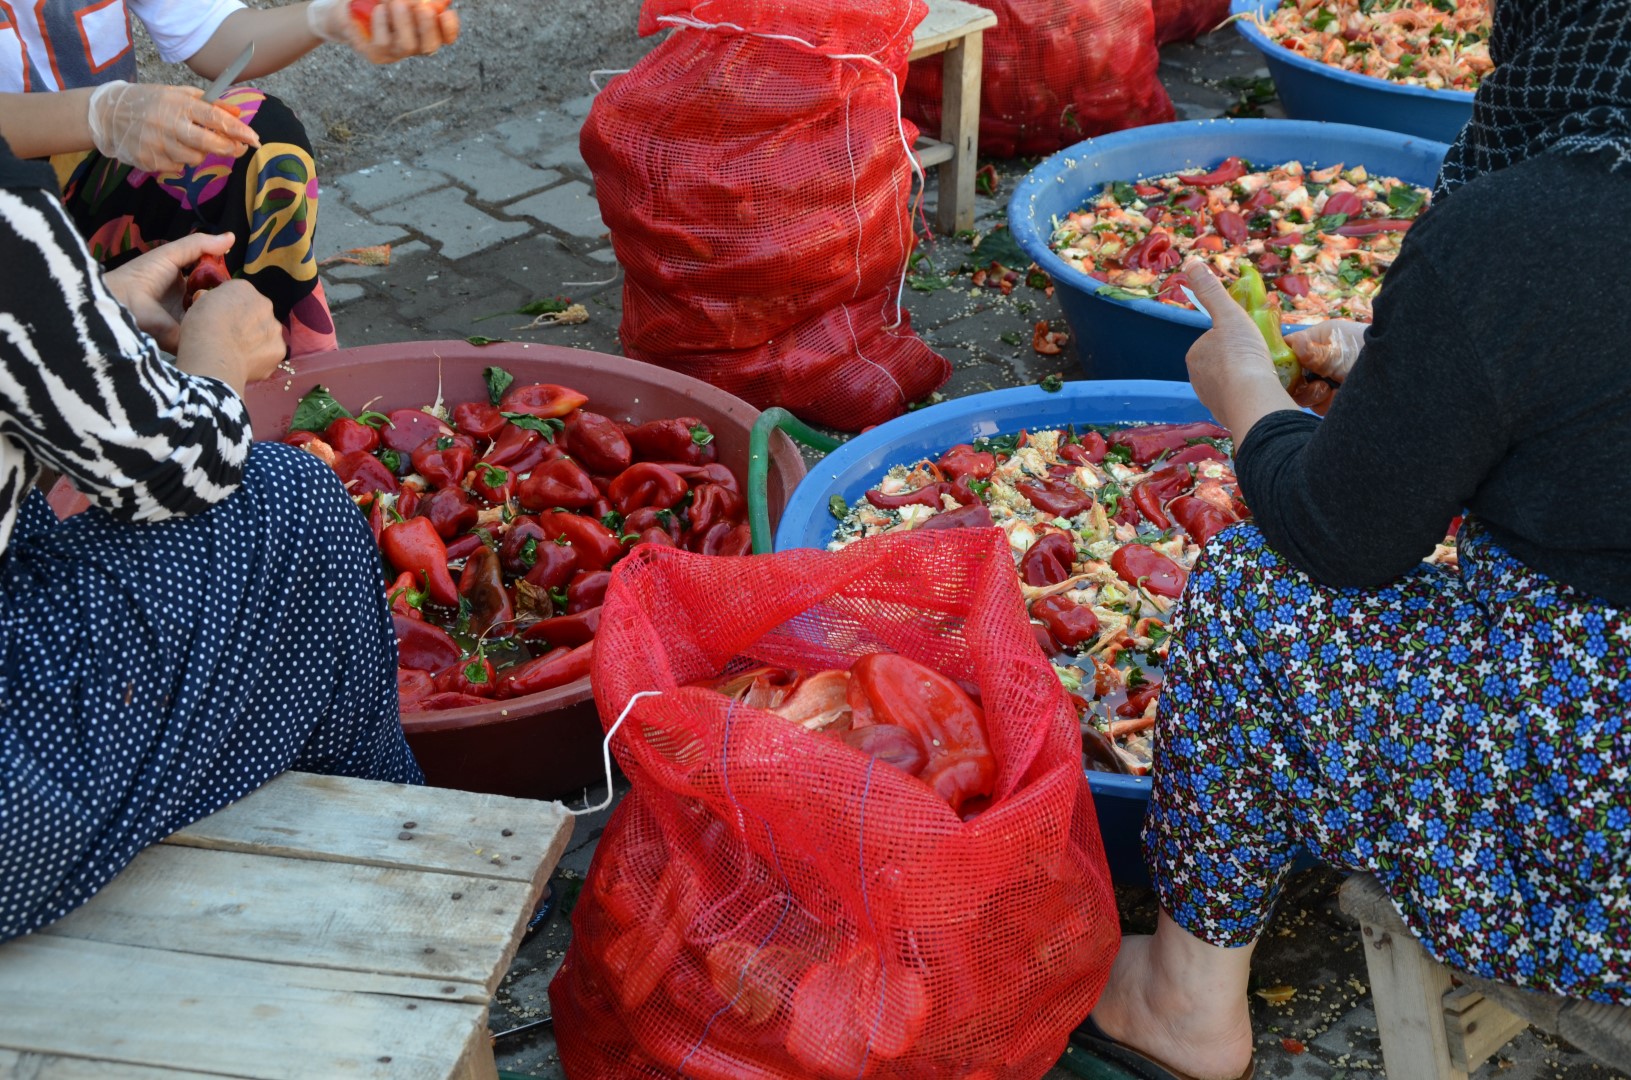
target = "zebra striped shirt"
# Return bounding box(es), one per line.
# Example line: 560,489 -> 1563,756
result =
0,140 -> 249,557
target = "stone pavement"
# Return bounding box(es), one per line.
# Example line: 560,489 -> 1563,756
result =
303,28 -> 1624,1080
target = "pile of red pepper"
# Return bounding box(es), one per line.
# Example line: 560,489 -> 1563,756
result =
703,651 -> 997,820
281,367 -> 753,712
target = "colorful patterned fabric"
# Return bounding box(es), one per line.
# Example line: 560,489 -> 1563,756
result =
1145,521 -> 1631,1005
60,88 -> 335,356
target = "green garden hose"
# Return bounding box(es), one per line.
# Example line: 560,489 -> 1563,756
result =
747,408 -> 843,554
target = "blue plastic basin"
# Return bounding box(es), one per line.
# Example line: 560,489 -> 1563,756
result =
1231,0 -> 1476,143
1007,118 -> 1450,383
774,380 -> 1218,884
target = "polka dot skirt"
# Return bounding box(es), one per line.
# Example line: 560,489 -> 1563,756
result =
1146,520 -> 1631,1004
0,441 -> 422,942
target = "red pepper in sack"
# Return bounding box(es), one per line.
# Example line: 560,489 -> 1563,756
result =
1151,0 -> 1230,44
380,517 -> 459,607
580,1 -> 949,432
903,0 -> 1172,159
551,528 -> 1120,1079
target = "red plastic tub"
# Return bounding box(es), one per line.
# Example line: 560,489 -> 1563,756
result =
241,340 -> 808,801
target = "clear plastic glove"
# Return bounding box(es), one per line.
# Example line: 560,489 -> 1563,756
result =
307,0 -> 460,64
103,231 -> 235,354
86,81 -> 259,175
1288,319 -> 1366,415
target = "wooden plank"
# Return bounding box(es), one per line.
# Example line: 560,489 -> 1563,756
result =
910,0 -> 998,60
165,772 -> 573,887
1355,919 -> 1467,1080
448,1024 -> 500,1080
38,844 -> 535,1000
0,936 -> 484,1080
936,29 -> 984,234
1442,988 -> 1530,1073
0,1049 -> 234,1079
914,138 -> 956,168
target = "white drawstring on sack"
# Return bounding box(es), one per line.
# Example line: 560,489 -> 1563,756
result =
565,690 -> 663,816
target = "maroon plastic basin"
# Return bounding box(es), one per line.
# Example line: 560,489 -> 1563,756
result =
243,340 -> 807,801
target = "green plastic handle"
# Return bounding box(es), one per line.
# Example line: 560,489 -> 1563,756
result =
748,407 -> 843,555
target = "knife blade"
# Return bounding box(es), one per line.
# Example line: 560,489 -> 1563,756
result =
203,42 -> 254,103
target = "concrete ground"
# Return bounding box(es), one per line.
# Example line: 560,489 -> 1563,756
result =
151,13 -> 1623,1080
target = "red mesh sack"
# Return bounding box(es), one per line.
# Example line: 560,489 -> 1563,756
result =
550,529 -> 1118,1078
581,0 -> 950,433
1151,0 -> 1231,44
903,0 -> 1174,159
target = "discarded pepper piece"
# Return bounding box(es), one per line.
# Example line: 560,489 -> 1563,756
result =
849,652 -> 996,817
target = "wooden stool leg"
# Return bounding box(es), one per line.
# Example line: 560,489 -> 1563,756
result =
935,30 -> 983,235
1355,919 -> 1468,1080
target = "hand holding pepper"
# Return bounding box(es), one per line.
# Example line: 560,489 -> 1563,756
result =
1287,318 -> 1365,416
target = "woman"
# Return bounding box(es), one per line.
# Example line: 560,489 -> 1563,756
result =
0,133 -> 420,942
1073,1 -> 1631,1077
0,0 -> 457,356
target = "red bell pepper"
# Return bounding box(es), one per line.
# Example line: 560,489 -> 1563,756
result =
785,946 -> 928,1073
1169,494 -> 1238,547
1060,431 -> 1108,464
849,652 -> 995,817
624,505 -> 682,541
686,482 -> 746,538
1032,594 -> 1101,652
536,510 -> 622,571
667,462 -> 741,497
519,605 -> 599,648
935,444 -> 996,480
381,516 -> 459,607
452,400 -> 506,441
596,859 -> 692,1012
468,462 -> 514,505
1277,274 -> 1311,298
380,408 -> 455,455
564,570 -> 610,614
410,435 -> 476,490
633,527 -> 677,548
686,521 -> 752,557
1016,478 -> 1094,518
486,422 -> 546,472
622,417 -> 717,466
607,462 -> 688,516
915,502 -> 995,531
444,532 -> 484,561
458,547 -> 515,637
1110,544 -> 1189,599
386,571 -> 426,620
1019,531 -> 1076,586
181,252 -> 230,309
397,667 -> 436,711
1214,209 -> 1249,245
522,540 -> 579,592
498,382 -> 589,420
1180,156 -> 1249,186
518,457 -> 599,511
418,485 -> 479,540
331,450 -> 398,503
1321,190 -> 1365,218
1110,421 -> 1228,465
1118,677 -> 1162,718
493,640 -> 594,698
392,613 -> 460,674
323,416 -> 381,455
562,410 -> 632,476
434,654 -> 497,698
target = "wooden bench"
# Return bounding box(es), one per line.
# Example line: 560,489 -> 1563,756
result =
1339,873 -> 1631,1080
910,0 -> 999,234
0,771 -> 572,1079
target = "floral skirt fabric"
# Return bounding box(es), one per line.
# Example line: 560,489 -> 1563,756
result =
57,87 -> 336,356
1145,521 -> 1631,1004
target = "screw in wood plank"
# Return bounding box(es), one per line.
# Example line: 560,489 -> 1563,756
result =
502,828 -> 514,837
378,1057 -> 392,1063
424,946 -> 437,954
451,892 -> 463,900
403,821 -> 418,829
442,985 -> 457,994
398,831 -> 414,840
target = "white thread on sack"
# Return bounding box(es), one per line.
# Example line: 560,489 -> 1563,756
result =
653,14 -> 925,330
565,689 -> 662,817
588,68 -> 629,91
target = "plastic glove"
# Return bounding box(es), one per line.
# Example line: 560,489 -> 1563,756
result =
86,81 -> 259,175
102,231 -> 235,354
307,0 -> 459,64
1288,319 -> 1366,415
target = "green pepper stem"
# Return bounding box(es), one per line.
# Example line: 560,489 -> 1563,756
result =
747,408 -> 843,555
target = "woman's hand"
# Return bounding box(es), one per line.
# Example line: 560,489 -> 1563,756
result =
1181,258 -> 1299,444
1287,320 -> 1366,415
103,233 -> 236,354
85,82 -> 259,174
307,0 -> 460,64
175,281 -> 285,398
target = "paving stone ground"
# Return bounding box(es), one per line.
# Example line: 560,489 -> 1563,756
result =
298,26 -> 1623,1080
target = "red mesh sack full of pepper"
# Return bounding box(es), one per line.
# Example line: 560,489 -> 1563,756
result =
580,0 -> 949,433
550,528 -> 1118,1078
903,0 -> 1174,159
1151,0 -> 1230,44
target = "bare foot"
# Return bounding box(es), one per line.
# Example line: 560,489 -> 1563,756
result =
1090,931 -> 1255,1080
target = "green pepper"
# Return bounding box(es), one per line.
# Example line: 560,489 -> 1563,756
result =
1227,265 -> 1304,391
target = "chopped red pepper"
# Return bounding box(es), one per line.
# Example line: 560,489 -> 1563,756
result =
1180,156 -> 1249,186
849,652 -> 996,817
1015,478 -> 1094,518
1032,594 -> 1100,651
1109,421 -> 1228,465
935,444 -> 996,480
916,502 -> 994,532
1019,531 -> 1076,587
1110,544 -> 1188,599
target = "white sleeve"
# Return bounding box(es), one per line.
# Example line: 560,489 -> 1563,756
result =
125,0 -> 248,63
